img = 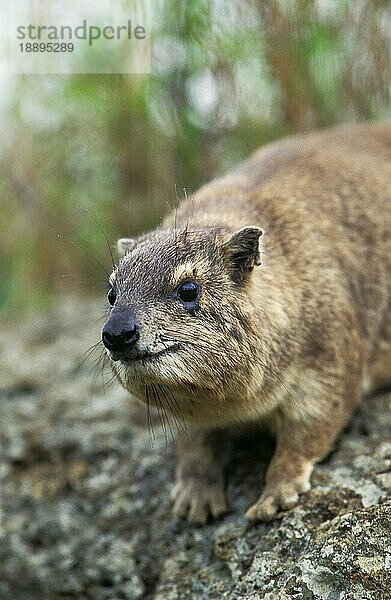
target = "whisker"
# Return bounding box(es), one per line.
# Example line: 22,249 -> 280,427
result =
159,384 -> 188,439
76,340 -> 103,368
174,185 -> 181,267
151,384 -> 168,444
156,385 -> 175,442
104,372 -> 119,388
145,385 -> 155,446
68,239 -> 111,279
85,208 -> 116,272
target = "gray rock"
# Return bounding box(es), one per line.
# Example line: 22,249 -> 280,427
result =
0,299 -> 390,599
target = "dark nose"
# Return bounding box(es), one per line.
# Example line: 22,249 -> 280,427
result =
102,311 -> 139,353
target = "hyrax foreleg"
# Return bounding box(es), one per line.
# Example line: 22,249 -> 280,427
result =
173,429 -> 227,525
245,399 -> 343,521
246,341 -> 364,520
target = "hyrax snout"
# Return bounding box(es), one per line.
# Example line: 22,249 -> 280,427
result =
102,306 -> 139,358
102,123 -> 391,524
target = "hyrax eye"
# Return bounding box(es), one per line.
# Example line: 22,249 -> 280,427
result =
177,281 -> 200,304
107,287 -> 117,306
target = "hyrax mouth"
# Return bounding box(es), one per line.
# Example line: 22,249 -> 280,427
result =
108,344 -> 179,364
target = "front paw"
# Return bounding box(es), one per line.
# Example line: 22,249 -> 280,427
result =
172,477 -> 227,525
245,477 -> 311,522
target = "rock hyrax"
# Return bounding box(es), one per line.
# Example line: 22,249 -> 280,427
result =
102,123 -> 391,524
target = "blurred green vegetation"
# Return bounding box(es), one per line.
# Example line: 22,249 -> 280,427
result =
1,0 -> 391,313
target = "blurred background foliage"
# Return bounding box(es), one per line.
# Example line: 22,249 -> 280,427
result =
1,0 -> 391,313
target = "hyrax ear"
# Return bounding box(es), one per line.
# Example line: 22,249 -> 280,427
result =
222,226 -> 263,280
117,238 -> 137,258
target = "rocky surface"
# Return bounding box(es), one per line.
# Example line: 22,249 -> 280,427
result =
0,298 -> 390,600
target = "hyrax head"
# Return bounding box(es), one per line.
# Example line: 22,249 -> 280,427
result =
102,225 -> 263,412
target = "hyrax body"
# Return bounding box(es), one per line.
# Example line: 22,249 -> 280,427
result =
102,123 -> 391,524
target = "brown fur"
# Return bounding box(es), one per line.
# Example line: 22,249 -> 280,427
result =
104,123 -> 391,524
